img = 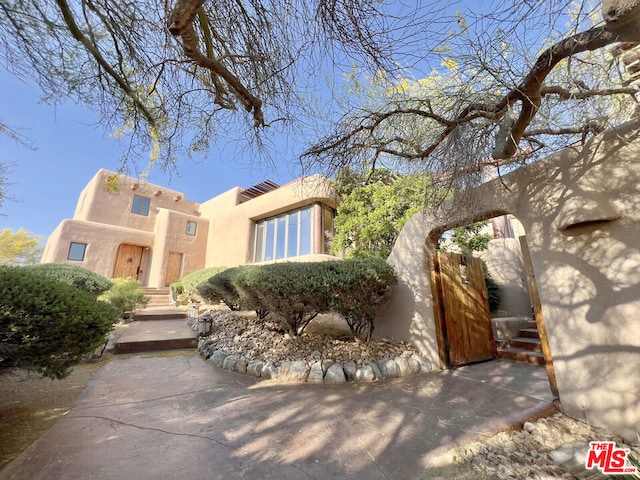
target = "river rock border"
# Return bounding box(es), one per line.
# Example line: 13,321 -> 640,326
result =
191,314 -> 434,384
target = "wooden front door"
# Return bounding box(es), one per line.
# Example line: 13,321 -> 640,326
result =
431,252 -> 495,367
113,244 -> 146,280
164,252 -> 183,287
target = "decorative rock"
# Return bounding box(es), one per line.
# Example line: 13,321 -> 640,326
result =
321,359 -> 334,374
279,360 -> 310,382
324,363 -> 347,383
411,354 -> 432,372
406,356 -> 421,375
378,359 -> 399,378
366,361 -> 383,380
247,359 -> 265,377
549,444 -> 590,467
355,365 -> 376,382
394,356 -> 411,377
342,361 -> 357,381
223,354 -> 247,374
210,350 -> 230,368
260,363 -> 278,379
307,361 -> 324,383
523,421 -> 536,432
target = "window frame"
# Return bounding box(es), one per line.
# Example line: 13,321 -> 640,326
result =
254,206 -> 313,262
186,220 -> 197,236
67,242 -> 87,261
131,194 -> 151,216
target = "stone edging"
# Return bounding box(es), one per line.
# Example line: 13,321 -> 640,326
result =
196,337 -> 434,384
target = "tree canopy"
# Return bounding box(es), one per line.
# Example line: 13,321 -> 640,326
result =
0,228 -> 42,266
1,1 -> 638,182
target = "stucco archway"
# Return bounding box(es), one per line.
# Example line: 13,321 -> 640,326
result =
375,120 -> 640,441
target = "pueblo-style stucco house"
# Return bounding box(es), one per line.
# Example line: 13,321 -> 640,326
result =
41,169 -> 338,287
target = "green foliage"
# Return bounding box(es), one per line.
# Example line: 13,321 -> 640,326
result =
98,278 -> 149,319
234,263 -> 329,334
23,263 -> 113,298
197,267 -> 243,310
0,228 -> 43,266
234,259 -> 396,341
333,169 -> 441,259
450,222 -> 493,254
171,266 -> 227,305
0,266 -> 119,379
324,258 -> 397,342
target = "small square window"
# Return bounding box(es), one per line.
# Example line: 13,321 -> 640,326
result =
68,242 -> 87,261
131,194 -> 151,216
186,220 -> 197,236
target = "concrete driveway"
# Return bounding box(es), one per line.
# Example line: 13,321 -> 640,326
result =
0,353 -> 554,480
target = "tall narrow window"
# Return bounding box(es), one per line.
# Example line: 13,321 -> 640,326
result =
131,194 -> 151,216
68,242 -> 87,261
186,220 -> 197,236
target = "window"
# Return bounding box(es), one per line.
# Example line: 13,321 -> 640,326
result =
67,242 -> 87,261
131,194 -> 151,216
186,220 -> 197,236
254,206 -> 313,262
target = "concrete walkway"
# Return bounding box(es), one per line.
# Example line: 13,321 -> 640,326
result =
0,354 -> 554,480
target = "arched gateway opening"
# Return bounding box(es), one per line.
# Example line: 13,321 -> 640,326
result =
374,121 -> 640,441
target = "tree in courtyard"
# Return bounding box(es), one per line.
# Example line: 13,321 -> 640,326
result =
0,228 -> 43,266
332,168 -> 442,259
1,1 -> 639,182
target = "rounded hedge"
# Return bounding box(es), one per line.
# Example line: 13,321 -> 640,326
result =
0,266 -> 119,378
23,263 -> 113,297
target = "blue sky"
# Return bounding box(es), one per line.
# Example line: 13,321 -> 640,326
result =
0,72 -> 300,243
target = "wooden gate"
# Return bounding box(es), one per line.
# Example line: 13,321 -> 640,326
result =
164,252 -> 183,287
113,244 -> 146,280
431,252 -> 495,367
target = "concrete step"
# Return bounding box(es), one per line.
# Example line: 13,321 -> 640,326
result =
134,305 -> 187,321
519,328 -> 540,339
510,337 -> 542,352
114,319 -> 196,354
497,347 -> 545,366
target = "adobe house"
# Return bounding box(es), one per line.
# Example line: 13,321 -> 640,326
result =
376,119 -> 640,441
41,170 -> 338,287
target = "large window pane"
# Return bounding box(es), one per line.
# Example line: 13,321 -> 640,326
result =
287,211 -> 299,257
264,219 -> 275,261
299,207 -> 312,255
254,222 -> 265,262
276,217 -> 287,259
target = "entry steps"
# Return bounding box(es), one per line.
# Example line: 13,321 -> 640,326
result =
497,320 -> 545,366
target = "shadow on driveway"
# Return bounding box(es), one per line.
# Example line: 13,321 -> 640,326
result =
0,353 -> 554,480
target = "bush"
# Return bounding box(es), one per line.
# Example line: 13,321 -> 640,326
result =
234,263 -> 329,334
323,258 -> 396,342
99,278 -> 149,319
23,263 -> 113,297
0,266 -> 119,379
197,267 -> 247,311
234,259 -> 396,341
171,266 -> 227,305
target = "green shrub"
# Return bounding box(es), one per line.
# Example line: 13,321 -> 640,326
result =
323,258 -> 396,342
23,263 -> 113,297
171,266 -> 227,305
235,263 -> 329,334
99,278 -> 149,319
197,267 -> 246,311
0,266 -> 119,379
234,259 -> 396,340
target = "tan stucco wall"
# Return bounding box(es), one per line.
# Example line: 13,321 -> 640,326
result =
74,169 -> 199,231
479,238 -> 532,318
200,175 -> 337,267
376,120 -> 640,440
41,219 -> 155,281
